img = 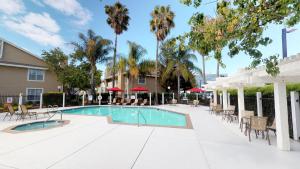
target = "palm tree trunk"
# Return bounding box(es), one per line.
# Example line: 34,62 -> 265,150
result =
91,65 -> 96,99
177,71 -> 180,101
202,55 -> 206,84
112,33 -> 118,88
155,39 -> 159,105
216,61 -> 220,77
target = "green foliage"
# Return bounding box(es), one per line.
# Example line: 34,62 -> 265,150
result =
105,2 -> 130,35
42,48 -> 68,85
181,0 -> 300,76
226,83 -> 300,97
180,0 -> 202,7
264,55 -> 280,77
105,2 -> 130,87
159,38 -> 200,91
150,5 -> 175,41
43,92 -> 63,107
71,29 -> 112,95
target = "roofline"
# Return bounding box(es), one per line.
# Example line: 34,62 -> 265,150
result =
0,62 -> 48,70
0,37 -> 45,63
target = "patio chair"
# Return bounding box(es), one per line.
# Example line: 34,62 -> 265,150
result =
140,99 -> 148,106
17,105 -> 38,120
267,119 -> 276,136
209,102 -> 214,114
123,98 -> 131,105
193,100 -> 199,107
171,99 -> 177,105
222,105 -> 236,122
131,99 -> 138,106
240,110 -> 255,133
248,116 -> 270,145
112,98 -> 117,105
213,104 -> 223,115
2,104 -> 21,120
116,98 -> 124,105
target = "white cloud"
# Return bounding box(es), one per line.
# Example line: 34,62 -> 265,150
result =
24,12 -> 60,33
43,0 -> 92,25
0,0 -> 25,15
31,0 -> 45,7
3,12 -> 64,47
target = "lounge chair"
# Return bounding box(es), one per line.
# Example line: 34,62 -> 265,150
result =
131,99 -> 138,106
140,99 -> 148,106
171,99 -> 177,104
17,105 -> 38,120
112,98 -> 117,105
247,116 -> 270,145
193,100 -> 199,107
116,98 -> 124,105
2,104 -> 21,120
123,98 -> 131,105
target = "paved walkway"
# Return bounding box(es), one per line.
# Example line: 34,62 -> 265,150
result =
0,105 -> 299,169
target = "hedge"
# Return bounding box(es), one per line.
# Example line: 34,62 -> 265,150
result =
218,83 -> 300,97
43,92 -> 63,107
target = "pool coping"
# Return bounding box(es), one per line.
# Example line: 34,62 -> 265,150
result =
62,106 -> 194,129
2,120 -> 70,134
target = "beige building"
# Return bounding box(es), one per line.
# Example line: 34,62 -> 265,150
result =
0,37 -> 60,102
104,71 -> 164,94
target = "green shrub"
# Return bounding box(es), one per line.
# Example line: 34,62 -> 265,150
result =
43,92 -> 63,107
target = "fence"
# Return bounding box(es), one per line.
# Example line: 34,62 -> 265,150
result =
229,95 -> 296,139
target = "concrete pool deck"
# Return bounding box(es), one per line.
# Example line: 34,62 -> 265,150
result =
0,105 -> 299,169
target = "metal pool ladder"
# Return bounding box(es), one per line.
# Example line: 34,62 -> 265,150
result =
46,105 -> 63,121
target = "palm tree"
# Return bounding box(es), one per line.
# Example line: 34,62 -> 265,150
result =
72,29 -> 112,96
110,41 -> 155,97
150,5 -> 175,104
189,31 -> 210,84
105,2 -> 130,88
160,39 -> 201,100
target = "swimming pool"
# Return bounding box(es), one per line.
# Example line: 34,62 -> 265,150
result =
63,106 -> 191,128
4,120 -> 70,133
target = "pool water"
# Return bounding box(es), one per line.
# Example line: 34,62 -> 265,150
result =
12,120 -> 65,131
63,106 -> 187,127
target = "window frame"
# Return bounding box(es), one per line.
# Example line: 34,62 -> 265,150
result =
27,69 -> 45,82
26,88 -> 43,101
137,76 -> 146,85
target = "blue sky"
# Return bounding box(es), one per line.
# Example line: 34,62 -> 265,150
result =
0,0 -> 299,77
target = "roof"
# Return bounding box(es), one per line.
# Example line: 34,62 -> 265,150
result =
205,53 -> 300,89
0,61 -> 48,70
0,37 -> 45,63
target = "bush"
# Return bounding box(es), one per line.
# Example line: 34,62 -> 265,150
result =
43,92 -> 63,107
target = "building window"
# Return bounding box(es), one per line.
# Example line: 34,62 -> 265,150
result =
138,76 -> 146,84
26,88 -> 43,101
28,69 -> 44,81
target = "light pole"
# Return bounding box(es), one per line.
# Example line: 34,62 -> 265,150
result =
282,28 -> 297,58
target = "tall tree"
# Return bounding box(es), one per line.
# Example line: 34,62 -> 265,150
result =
188,15 -> 212,83
150,5 -> 175,104
181,0 -> 300,76
105,2 -> 130,87
71,29 -> 112,96
42,48 -> 68,90
160,38 -> 200,99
